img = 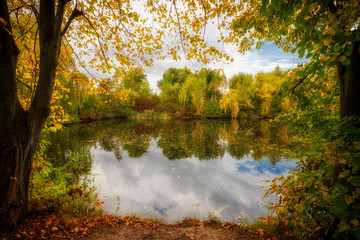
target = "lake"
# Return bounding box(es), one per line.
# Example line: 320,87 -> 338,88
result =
47,119 -> 301,223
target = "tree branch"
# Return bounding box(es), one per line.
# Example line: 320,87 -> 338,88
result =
55,0 -> 70,39
9,6 -> 24,14
82,13 -> 111,71
172,0 -> 185,54
63,37 -> 96,78
61,8 -> 83,36
200,0 -> 207,41
291,74 -> 309,94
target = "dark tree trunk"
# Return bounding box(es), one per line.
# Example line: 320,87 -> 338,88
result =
0,0 -> 31,232
337,41 -> 360,119
0,0 -> 69,232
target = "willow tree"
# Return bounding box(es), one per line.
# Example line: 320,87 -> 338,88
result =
0,0 -> 239,231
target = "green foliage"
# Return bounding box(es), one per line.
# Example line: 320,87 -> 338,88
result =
157,68 -> 191,89
30,139 -> 101,217
117,69 -> 152,98
266,119 -> 360,239
159,82 -> 182,104
219,68 -> 285,118
203,99 -> 226,118
263,68 -> 358,239
159,67 -> 229,117
228,73 -> 253,90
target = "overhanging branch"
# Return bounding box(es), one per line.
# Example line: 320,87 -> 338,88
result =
61,8 -> 83,36
82,13 -> 111,71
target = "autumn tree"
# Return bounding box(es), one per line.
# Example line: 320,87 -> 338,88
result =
1,0 -> 250,231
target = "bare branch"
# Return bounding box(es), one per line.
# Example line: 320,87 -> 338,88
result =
14,21 -> 37,42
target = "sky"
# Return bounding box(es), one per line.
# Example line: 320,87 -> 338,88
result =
83,40 -> 304,93
76,2 -> 306,93
144,40 -> 304,93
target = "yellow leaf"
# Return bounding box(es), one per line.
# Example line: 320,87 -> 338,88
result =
323,38 -> 332,46
351,219 -> 359,226
338,55 -> 347,62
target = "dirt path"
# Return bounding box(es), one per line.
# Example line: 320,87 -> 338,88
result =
84,224 -> 245,240
2,215 -> 269,239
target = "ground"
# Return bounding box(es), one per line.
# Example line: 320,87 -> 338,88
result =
85,224 -> 243,240
0,214 -> 277,239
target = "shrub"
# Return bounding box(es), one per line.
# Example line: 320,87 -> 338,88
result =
134,98 -> 154,112
30,142 -> 102,217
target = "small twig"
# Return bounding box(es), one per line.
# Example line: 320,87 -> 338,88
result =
16,77 -> 32,90
63,37 -> 96,78
82,14 -> 111,71
200,0 -> 207,41
9,6 -> 24,14
172,0 -> 186,54
14,21 -> 37,42
291,74 -> 308,94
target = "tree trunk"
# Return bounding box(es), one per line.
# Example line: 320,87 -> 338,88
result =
337,41 -> 360,119
0,0 -> 66,232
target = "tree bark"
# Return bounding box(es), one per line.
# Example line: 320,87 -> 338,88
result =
0,0 -> 67,232
337,41 -> 360,119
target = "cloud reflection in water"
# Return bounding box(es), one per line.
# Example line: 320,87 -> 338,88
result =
90,140 -> 297,223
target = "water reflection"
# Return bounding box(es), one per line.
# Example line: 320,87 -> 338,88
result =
46,119 -> 301,222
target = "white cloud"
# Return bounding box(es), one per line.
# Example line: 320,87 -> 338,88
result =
88,140 -> 296,223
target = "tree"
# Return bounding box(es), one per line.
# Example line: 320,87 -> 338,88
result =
157,68 -> 190,89
230,1 -> 360,238
158,68 -> 191,105
0,0 -> 238,231
118,69 -> 151,98
0,0 -> 80,231
198,68 -> 227,101
231,0 -> 360,120
252,70 -> 284,116
220,73 -> 254,118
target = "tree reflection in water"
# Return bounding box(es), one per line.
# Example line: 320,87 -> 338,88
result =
47,119 -> 303,165
45,119 -> 305,222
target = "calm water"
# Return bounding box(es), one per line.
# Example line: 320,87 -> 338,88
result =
47,119 -> 301,223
